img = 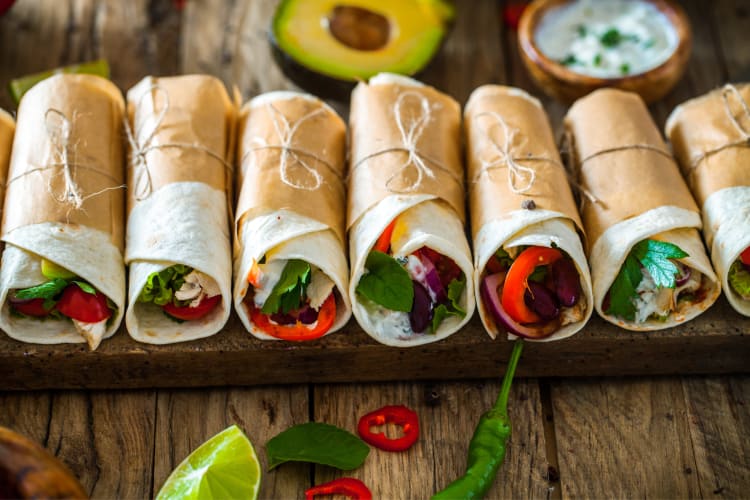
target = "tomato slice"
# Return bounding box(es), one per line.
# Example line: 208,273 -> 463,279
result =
56,284 -> 112,323
740,247 -> 750,266
501,246 -> 562,324
163,294 -> 221,321
11,298 -> 51,317
249,294 -> 336,341
373,219 -> 397,253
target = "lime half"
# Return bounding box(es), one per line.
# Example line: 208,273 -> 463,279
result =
156,425 -> 261,500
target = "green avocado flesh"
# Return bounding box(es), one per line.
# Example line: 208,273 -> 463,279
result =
272,0 -> 454,82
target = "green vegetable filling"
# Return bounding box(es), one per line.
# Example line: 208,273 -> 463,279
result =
606,239 -> 689,321
261,259 -> 311,315
138,264 -> 193,306
11,271 -> 111,320
728,260 -> 750,299
356,251 -> 413,312
431,276 -> 466,333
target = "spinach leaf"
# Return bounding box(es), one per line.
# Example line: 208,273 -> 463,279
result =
431,276 -> 466,333
261,259 -> 311,314
266,422 -> 369,471
606,254 -> 642,321
15,278 -> 68,300
356,251 -> 413,312
631,240 -> 688,288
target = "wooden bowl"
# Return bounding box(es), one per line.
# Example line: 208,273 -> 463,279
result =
518,0 -> 692,104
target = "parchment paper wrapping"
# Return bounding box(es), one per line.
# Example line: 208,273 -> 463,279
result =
466,85 -> 592,341
0,109 -> 14,206
234,91 -> 351,339
666,83 -> 750,315
0,74 -> 125,348
348,73 -> 474,347
565,88 -> 719,330
125,75 -> 235,344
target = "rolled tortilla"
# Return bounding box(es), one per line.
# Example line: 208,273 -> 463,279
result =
0,109 -> 13,198
234,91 -> 351,340
666,83 -> 750,316
565,88 -> 720,330
0,74 -> 125,349
348,73 -> 474,347
125,75 -> 235,344
465,85 -> 593,341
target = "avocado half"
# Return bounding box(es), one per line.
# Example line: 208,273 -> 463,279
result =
270,0 -> 454,100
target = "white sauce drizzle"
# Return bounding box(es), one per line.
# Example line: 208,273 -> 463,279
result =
534,0 -> 678,78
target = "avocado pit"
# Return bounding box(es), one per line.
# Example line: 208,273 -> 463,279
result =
328,5 -> 390,51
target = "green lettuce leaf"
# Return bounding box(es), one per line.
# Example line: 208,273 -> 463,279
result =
261,259 -> 311,314
728,260 -> 750,298
356,250 -> 413,312
431,276 -> 466,333
138,264 -> 193,306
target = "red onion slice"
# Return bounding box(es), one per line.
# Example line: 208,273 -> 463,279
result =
675,264 -> 692,287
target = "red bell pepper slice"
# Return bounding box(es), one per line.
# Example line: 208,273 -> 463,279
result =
163,294 -> 221,321
305,478 -> 372,500
373,219 -> 397,253
357,405 -> 419,452
740,247 -> 750,266
56,284 -> 111,323
250,293 -> 336,341
501,246 -> 562,324
10,298 -> 51,317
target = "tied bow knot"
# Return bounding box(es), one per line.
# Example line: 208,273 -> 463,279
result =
45,109 -> 85,208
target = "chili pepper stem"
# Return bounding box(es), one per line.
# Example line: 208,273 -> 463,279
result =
495,339 -> 524,414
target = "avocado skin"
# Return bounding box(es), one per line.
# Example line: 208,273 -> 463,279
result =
269,30 -> 356,101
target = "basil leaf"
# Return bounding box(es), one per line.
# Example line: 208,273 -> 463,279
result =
266,422 -> 369,471
632,240 -> 688,288
356,251 -> 413,312
431,277 -> 466,333
72,281 -> 97,295
606,254 -> 642,321
261,259 -> 311,314
15,278 -> 69,300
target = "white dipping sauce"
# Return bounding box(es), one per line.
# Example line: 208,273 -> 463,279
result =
535,0 -> 678,78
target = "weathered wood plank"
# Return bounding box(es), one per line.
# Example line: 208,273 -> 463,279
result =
152,386 -> 310,499
681,376 -> 750,497
550,377 -> 701,499
0,391 -> 52,446
312,380 -> 551,499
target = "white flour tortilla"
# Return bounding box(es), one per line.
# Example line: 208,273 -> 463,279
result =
233,209 -> 351,340
0,223 -> 125,347
590,205 -> 720,329
349,195 -> 475,347
473,211 -> 593,341
125,182 -> 231,343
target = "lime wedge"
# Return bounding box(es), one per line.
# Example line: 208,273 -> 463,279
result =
156,425 -> 261,500
9,59 -> 110,105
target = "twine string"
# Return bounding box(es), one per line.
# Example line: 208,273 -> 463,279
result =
689,83 -> 750,169
242,103 -> 342,191
350,90 -> 462,193
126,84 -> 235,201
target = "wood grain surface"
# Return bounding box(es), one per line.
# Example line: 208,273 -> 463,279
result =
0,1 -> 749,499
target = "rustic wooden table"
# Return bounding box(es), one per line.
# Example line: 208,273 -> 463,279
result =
0,0 -> 749,498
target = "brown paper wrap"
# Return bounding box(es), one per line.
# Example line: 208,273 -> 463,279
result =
2,75 -> 125,249
564,88 -> 699,251
0,109 -> 14,207
666,83 -> 750,206
465,85 -> 582,240
347,78 -> 464,228
127,75 -> 235,213
235,93 -> 347,244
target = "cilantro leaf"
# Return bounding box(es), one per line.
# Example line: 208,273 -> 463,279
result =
15,278 -> 69,300
605,254 -> 642,321
261,259 -> 311,314
632,240 -> 688,288
431,277 -> 466,333
356,251 -> 413,312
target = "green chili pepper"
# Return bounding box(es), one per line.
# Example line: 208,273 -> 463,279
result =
432,339 -> 524,500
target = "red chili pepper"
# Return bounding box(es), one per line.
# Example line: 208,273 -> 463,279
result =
740,247 -> 750,266
357,405 -> 419,452
501,246 -> 562,324
305,478 -> 372,500
503,2 -> 528,31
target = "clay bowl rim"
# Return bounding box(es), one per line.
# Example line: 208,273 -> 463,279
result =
517,0 -> 692,90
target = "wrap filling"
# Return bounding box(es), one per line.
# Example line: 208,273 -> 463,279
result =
137,265 -> 222,322
728,247 -> 750,301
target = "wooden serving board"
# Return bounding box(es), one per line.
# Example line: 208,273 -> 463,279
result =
1,296 -> 747,390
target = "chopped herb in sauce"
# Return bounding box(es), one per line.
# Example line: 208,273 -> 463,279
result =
593,53 -> 602,66
644,38 -> 656,48
600,28 -> 622,47
561,54 -> 578,66
620,63 -> 631,74
576,24 -> 587,37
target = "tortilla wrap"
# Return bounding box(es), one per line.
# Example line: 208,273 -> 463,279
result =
125,75 -> 234,343
0,74 -> 125,348
0,109 -> 13,204
348,74 -> 474,347
465,85 -> 592,341
234,91 -> 351,339
666,83 -> 750,315
565,88 -> 719,330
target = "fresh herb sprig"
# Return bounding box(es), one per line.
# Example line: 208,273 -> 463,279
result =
356,251 -> 413,312
431,276 -> 466,333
